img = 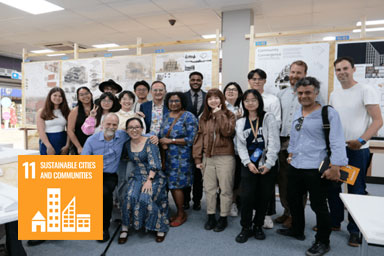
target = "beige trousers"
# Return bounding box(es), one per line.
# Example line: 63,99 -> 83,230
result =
203,155 -> 235,216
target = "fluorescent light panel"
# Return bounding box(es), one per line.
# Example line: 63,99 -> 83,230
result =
356,19 -> 384,26
202,34 -> 221,39
353,27 -> 384,33
0,0 -> 64,15
107,48 -> 129,52
31,49 -> 54,53
92,43 -> 119,48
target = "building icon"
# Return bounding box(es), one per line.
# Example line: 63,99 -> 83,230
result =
47,188 -> 60,232
32,188 -> 91,233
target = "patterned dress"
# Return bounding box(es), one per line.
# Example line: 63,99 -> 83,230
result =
160,111 -> 198,189
122,139 -> 169,232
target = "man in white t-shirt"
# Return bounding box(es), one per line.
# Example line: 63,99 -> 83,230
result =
329,56 -> 383,247
248,68 -> 281,229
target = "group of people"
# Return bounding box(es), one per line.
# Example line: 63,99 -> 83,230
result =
32,57 -> 382,256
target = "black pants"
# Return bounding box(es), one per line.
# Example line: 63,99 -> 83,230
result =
103,173 -> 118,231
266,162 -> 279,215
5,221 -> 27,256
287,166 -> 331,244
240,164 -> 276,228
183,164 -> 203,205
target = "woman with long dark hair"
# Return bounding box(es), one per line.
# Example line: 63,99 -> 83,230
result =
81,92 -> 119,135
67,86 -> 93,154
36,87 -> 70,155
235,89 -> 280,243
193,88 -> 236,232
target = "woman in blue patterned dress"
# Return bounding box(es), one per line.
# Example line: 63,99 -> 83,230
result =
159,92 -> 198,227
119,117 -> 169,244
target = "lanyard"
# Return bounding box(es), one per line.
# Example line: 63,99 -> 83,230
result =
249,117 -> 259,139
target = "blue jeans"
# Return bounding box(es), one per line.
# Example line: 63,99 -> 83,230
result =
328,147 -> 370,234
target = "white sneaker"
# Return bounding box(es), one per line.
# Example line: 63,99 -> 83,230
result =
229,203 -> 238,217
263,215 -> 274,229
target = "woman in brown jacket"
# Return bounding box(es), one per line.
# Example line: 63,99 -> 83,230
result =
193,88 -> 236,232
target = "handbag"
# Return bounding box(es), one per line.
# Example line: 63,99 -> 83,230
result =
159,111 -> 185,170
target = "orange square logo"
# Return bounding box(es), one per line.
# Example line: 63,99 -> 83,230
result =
18,155 -> 103,240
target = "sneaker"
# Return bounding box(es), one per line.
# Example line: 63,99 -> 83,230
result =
213,216 -> 228,232
306,241 -> 330,256
254,226 -> 266,240
235,227 -> 253,243
348,233 -> 362,247
229,203 -> 238,217
263,215 -> 274,229
204,214 -> 217,230
277,228 -> 305,241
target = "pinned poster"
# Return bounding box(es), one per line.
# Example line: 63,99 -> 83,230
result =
18,155 -> 103,240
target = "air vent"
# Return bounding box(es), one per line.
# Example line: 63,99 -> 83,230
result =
42,41 -> 88,51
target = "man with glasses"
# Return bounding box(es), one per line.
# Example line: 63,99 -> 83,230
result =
133,80 -> 150,113
82,113 -> 129,243
184,71 -> 206,210
277,77 -> 347,256
140,81 -> 169,135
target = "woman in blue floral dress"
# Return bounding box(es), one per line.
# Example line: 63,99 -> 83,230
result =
159,92 -> 198,227
119,117 -> 169,244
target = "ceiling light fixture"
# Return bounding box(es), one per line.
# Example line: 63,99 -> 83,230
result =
202,34 -> 221,39
31,49 -> 54,53
356,19 -> 384,26
92,43 -> 119,48
353,27 -> 384,33
0,0 -> 64,15
107,48 -> 129,52
322,36 -> 336,41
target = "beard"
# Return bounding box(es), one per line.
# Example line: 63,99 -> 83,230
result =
104,129 -> 116,137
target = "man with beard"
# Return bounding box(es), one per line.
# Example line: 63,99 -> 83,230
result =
276,60 -> 322,228
184,71 -> 206,210
82,113 -> 129,242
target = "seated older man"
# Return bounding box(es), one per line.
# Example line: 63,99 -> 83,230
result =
82,113 -> 129,242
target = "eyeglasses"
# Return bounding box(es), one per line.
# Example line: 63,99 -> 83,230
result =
250,78 -> 265,82
135,88 -> 148,92
101,99 -> 113,103
169,100 -> 181,104
127,126 -> 142,131
152,89 -> 164,93
244,99 -> 258,104
295,117 -> 304,131
226,88 -> 238,92
79,92 -> 90,97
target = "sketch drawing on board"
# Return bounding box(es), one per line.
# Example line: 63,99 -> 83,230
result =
126,62 -> 152,80
64,66 -> 87,84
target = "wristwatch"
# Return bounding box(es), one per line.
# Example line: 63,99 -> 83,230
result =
172,138 -> 176,143
149,177 -> 154,181
357,137 -> 367,145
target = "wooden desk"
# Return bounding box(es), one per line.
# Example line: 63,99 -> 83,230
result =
340,193 -> 384,256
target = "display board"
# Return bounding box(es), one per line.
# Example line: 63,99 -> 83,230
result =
22,49 -> 216,127
104,54 -> 153,92
335,39 -> 384,137
23,61 -> 61,125
62,58 -> 103,108
254,42 -> 330,103
155,50 -> 213,92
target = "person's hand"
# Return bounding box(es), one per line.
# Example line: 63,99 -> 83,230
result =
212,104 -> 222,113
235,108 -> 243,119
196,163 -> 203,170
150,135 -> 159,145
47,145 -> 55,155
287,156 -> 292,164
141,180 -> 152,194
322,165 -> 341,181
60,146 -> 69,155
346,140 -> 362,150
247,162 -> 259,174
259,166 -> 270,175
90,105 -> 99,117
77,146 -> 83,155
136,111 -> 145,118
160,137 -> 172,145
